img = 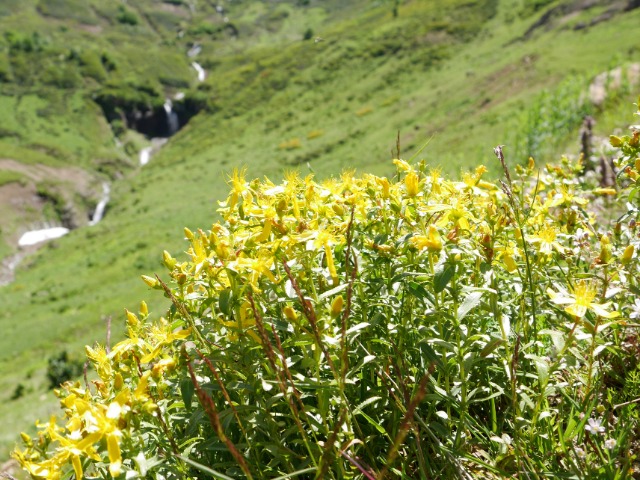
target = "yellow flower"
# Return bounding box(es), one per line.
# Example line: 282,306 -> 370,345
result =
221,300 -> 261,343
503,254 -> 518,272
547,280 -> 619,318
527,225 -> 564,255
404,171 -> 420,197
229,254 -> 278,290
313,230 -> 341,285
410,225 -> 442,253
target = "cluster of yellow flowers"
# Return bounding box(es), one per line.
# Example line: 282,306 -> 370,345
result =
14,302 -> 189,479
14,154 -> 625,478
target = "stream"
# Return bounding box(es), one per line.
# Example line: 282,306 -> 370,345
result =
192,62 -> 206,82
89,182 -> 110,226
2,59 -> 208,285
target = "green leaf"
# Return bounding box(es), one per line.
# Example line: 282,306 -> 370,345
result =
353,396 -> 382,414
479,337 -> 504,357
345,322 -> 370,335
526,354 -> 549,386
180,378 -> 194,410
219,288 -> 234,315
175,454 -> 236,480
356,409 -> 387,435
271,467 -> 318,480
457,291 -> 483,320
433,262 -> 455,293
407,281 -> 434,304
318,283 -> 349,301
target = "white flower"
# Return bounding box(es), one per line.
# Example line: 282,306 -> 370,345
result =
629,298 -> 640,320
605,438 -> 617,450
585,417 -> 605,435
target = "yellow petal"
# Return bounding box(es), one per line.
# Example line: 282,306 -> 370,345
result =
72,455 -> 83,480
107,433 -> 122,477
566,304 -> 587,318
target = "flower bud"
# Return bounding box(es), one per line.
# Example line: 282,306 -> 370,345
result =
163,250 -> 177,270
610,135 -> 623,147
614,222 -> 622,239
283,306 -> 298,321
140,300 -> 148,317
184,227 -> 194,240
503,254 -> 518,273
598,234 -> 612,264
141,275 -> 160,289
114,372 -> 124,390
622,244 -> 635,264
330,295 -> 344,318
20,432 -> 33,447
125,309 -> 139,328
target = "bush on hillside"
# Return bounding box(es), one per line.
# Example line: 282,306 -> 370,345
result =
46,351 -> 83,389
14,102 -> 640,479
116,6 -> 139,26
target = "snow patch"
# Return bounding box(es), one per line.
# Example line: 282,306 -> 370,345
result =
18,227 -> 70,247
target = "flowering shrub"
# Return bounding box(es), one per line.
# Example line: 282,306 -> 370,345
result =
14,102 -> 640,478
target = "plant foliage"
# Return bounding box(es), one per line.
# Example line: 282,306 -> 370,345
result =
14,103 -> 640,478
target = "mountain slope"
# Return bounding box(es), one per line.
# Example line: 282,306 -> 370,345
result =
0,0 -> 639,460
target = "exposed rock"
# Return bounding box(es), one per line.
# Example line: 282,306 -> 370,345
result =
589,63 -> 640,107
523,0 -> 629,38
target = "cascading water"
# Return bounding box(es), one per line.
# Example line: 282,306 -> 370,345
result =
138,138 -> 168,168
164,99 -> 179,136
192,62 -> 206,82
139,147 -> 153,166
89,182 -> 111,226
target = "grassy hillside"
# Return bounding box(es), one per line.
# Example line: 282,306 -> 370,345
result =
1,0 -> 640,462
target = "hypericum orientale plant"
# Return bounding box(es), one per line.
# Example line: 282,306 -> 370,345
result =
14,102 -> 640,479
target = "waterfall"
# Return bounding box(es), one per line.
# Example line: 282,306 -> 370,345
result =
164,99 -> 179,136
89,182 -> 111,226
138,138 -> 168,168
139,146 -> 153,166
192,62 -> 206,82
187,43 -> 202,58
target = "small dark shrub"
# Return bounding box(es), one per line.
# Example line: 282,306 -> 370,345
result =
11,383 -> 25,400
116,6 -> 139,26
46,351 -> 83,389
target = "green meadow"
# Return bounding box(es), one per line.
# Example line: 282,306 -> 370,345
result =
1,0 -> 640,468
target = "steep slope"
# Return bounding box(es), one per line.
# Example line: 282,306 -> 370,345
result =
0,0 -> 639,460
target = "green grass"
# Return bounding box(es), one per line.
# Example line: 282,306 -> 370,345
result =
0,170 -> 26,187
1,0 -> 640,462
